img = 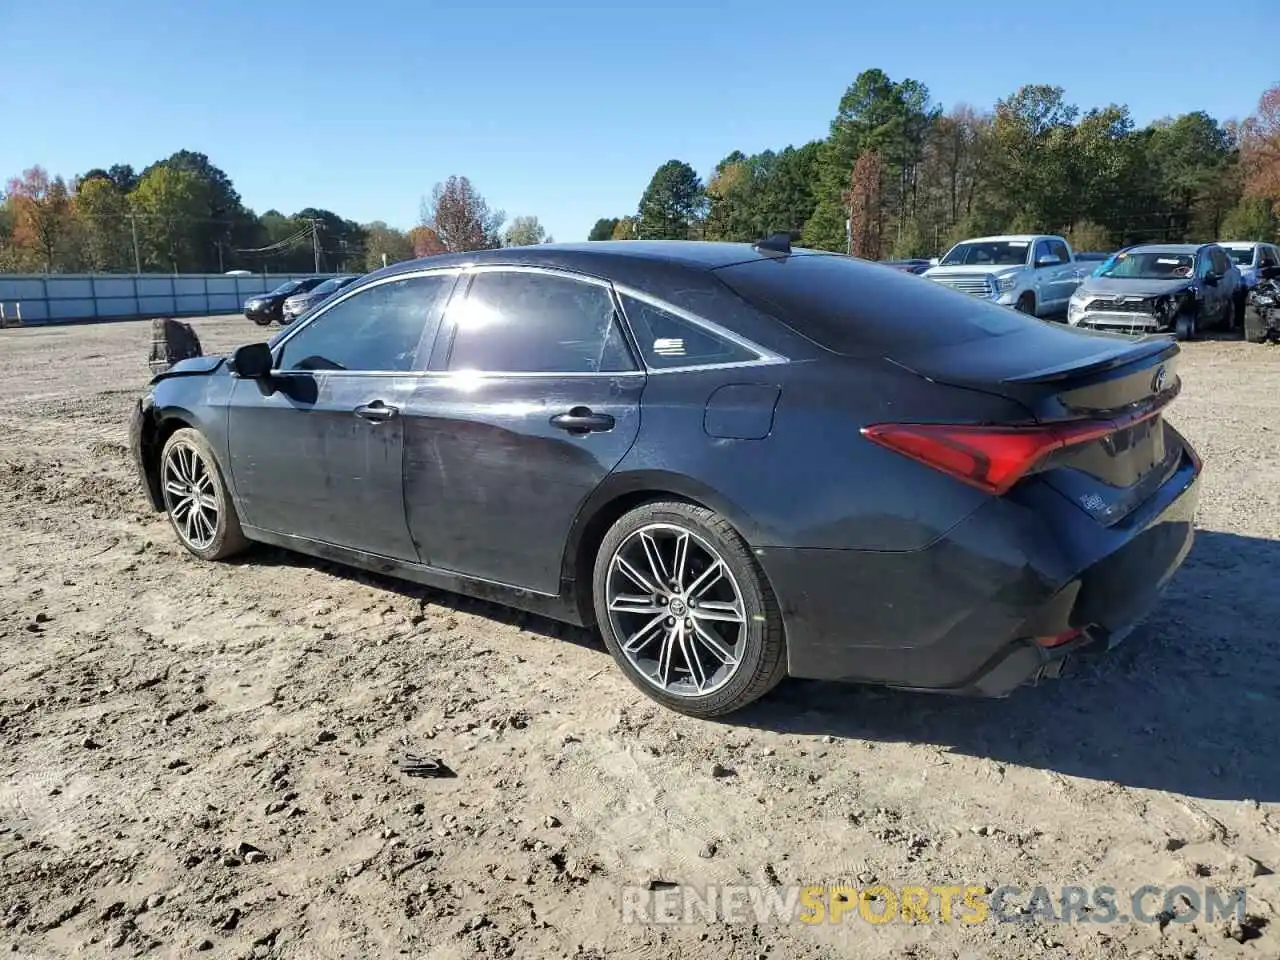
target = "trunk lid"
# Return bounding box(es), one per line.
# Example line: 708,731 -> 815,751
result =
888,325 -> 1183,525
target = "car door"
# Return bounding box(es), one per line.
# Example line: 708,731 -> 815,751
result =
226,271 -> 458,560
402,266 -> 644,594
1031,239 -> 1059,310
1047,239 -> 1076,307
1208,247 -> 1235,325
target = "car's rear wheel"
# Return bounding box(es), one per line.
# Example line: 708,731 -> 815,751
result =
592,501 -> 786,718
159,428 -> 249,561
250,315 -> 271,327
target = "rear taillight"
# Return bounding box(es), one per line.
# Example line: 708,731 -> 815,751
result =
862,404 -> 1165,496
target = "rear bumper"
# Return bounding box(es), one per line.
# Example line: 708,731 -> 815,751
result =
758,437 -> 1201,696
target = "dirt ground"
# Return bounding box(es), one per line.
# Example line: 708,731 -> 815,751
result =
0,314 -> 1277,960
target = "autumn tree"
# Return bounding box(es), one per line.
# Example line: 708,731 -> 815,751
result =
408,225 -> 447,257
1241,84 -> 1280,213
419,176 -> 504,252
847,151 -> 885,259
637,160 -> 704,239
6,167 -> 76,271
611,216 -> 638,240
503,215 -> 548,247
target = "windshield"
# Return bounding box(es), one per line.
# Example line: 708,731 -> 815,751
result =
939,240 -> 1030,267
1098,251 -> 1194,281
269,279 -> 305,296
1223,247 -> 1255,266
310,277 -> 350,295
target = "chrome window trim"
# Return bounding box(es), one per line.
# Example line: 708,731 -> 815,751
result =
612,283 -> 788,374
266,266 -> 465,376
255,262 -> 787,381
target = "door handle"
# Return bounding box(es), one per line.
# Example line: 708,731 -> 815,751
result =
354,400 -> 399,422
550,406 -> 615,434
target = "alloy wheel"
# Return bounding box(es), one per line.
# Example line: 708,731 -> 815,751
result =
162,442 -> 220,551
604,522 -> 747,697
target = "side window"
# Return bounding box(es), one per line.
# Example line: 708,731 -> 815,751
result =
620,295 -> 760,369
1261,246 -> 1279,269
1196,251 -> 1213,278
1211,248 -> 1231,275
1033,239 -> 1053,265
278,274 -> 453,372
444,271 -> 635,374
1050,240 -> 1071,264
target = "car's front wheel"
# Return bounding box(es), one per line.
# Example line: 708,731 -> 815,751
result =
592,501 -> 786,718
159,428 -> 249,561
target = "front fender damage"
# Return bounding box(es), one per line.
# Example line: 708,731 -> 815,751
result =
130,396 -> 165,512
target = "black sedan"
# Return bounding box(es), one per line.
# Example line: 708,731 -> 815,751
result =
131,238 -> 1201,718
281,274 -> 362,325
243,277 -> 327,326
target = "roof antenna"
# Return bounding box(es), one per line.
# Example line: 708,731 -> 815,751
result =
753,231 -> 792,257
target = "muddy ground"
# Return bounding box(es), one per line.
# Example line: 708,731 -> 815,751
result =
0,315 -> 1277,960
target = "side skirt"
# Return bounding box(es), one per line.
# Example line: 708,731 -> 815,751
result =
241,525 -> 586,626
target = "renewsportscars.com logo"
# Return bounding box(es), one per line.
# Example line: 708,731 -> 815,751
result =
620,883 -> 1250,927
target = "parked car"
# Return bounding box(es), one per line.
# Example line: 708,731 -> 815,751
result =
1074,251 -> 1112,266
280,274 -> 362,325
922,234 -> 1085,317
879,258 -> 931,275
244,278 -> 327,326
1218,241 -> 1280,292
130,237 -> 1200,718
1067,243 -> 1245,339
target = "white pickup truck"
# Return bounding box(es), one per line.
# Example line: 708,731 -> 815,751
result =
922,234 -> 1087,317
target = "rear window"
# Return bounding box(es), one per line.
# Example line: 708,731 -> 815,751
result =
713,253 -> 1031,356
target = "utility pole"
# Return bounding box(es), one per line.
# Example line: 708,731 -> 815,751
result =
129,214 -> 141,273
310,219 -> 322,272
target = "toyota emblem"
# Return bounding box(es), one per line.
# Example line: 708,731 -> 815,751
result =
1152,365 -> 1168,393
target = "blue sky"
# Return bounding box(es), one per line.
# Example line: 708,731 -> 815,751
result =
3,1 -> 1277,242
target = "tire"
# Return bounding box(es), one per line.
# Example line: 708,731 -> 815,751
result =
1243,299 -> 1269,343
249,315 -> 271,327
1015,293 -> 1035,314
591,501 -> 787,718
159,428 -> 249,561
1174,310 -> 1197,341
1232,292 -> 1246,331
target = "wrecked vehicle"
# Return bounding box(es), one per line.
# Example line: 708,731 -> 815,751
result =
1243,266 -> 1280,343
1066,243 -> 1244,340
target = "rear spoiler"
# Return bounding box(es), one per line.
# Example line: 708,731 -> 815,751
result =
1001,335 -> 1178,385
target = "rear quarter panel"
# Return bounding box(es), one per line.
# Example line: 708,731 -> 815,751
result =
610,358 -> 1032,552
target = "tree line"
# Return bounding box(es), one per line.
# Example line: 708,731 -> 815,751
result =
589,73 -> 1280,258
0,151 -> 552,274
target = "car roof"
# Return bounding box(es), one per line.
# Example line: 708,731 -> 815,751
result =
1123,243 -> 1210,255
952,235 -> 1047,244
374,240 -> 809,278
1217,241 -> 1259,249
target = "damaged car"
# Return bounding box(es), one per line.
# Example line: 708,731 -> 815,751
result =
1243,265 -> 1280,343
1066,243 -> 1244,340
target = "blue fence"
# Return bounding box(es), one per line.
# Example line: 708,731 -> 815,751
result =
0,273 -> 343,326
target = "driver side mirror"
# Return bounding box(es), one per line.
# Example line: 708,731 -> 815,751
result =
229,342 -> 273,378
1203,272 -> 1220,287
1035,255 -> 1062,268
